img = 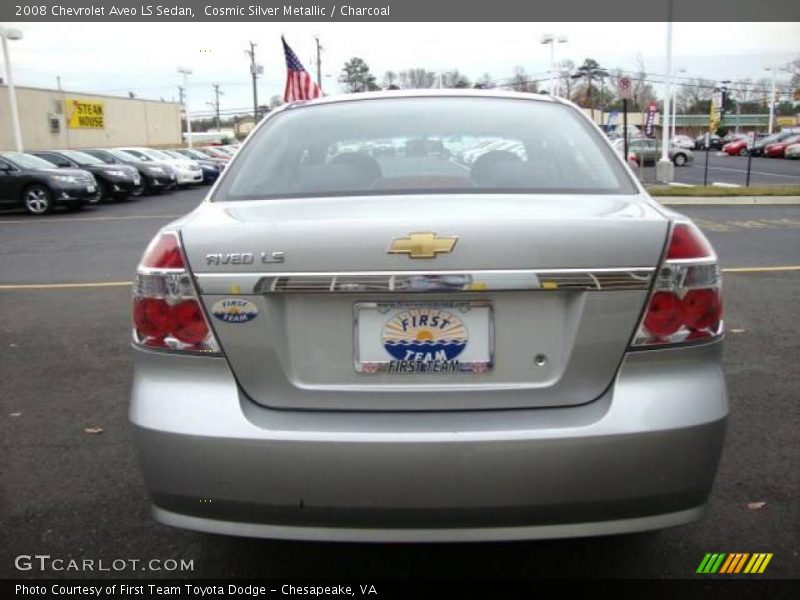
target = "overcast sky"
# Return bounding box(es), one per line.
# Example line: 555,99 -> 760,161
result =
3,22 -> 798,116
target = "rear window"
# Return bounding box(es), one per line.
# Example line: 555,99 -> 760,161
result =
214,96 -> 637,201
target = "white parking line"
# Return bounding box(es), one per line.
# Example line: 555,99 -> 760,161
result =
691,164 -> 800,179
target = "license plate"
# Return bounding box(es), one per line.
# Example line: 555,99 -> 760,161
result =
87,185 -> 96,193
355,301 -> 493,374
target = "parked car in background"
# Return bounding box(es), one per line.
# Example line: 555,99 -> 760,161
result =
722,138 -> 749,156
671,135 -> 695,150
172,148 -> 227,169
83,148 -> 177,195
162,150 -> 222,184
31,149 -> 140,203
694,133 -> 723,150
613,138 -> 693,166
763,134 -> 800,158
0,151 -> 97,215
784,143 -> 800,159
749,130 -> 800,157
196,146 -> 232,161
117,147 -> 203,186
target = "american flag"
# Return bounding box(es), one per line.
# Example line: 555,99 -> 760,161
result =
282,37 -> 323,102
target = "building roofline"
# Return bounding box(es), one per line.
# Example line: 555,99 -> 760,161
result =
0,83 -> 181,105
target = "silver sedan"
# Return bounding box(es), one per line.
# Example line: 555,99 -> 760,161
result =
129,90 -> 727,542
613,137 -> 695,166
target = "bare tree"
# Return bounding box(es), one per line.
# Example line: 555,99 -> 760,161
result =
508,66 -> 538,93
754,77 -> 773,106
398,69 -> 436,89
557,59 -> 576,99
675,77 -> 714,113
733,77 -> 754,104
790,56 -> 800,88
382,71 -> 398,89
441,70 -> 472,88
631,54 -> 656,111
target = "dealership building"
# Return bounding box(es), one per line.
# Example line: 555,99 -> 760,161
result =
0,85 -> 182,151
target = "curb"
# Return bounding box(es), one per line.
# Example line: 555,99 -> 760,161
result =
656,196 -> 800,206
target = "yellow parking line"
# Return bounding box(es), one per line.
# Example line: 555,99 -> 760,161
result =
723,266 -> 800,273
0,214 -> 181,224
0,281 -> 131,290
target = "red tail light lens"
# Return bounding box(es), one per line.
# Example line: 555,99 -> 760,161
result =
643,292 -> 683,337
140,232 -> 185,269
133,297 -> 174,339
683,288 -> 722,330
632,221 -> 723,348
132,231 -> 219,354
666,223 -> 713,260
172,300 -> 210,345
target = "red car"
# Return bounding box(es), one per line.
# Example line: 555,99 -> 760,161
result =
764,135 -> 800,158
722,139 -> 749,156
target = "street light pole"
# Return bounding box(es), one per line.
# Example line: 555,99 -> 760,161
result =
766,66 -> 777,134
177,67 -> 193,148
656,2 -> 674,184
671,67 -> 686,141
0,27 -> 24,152
541,33 -> 567,96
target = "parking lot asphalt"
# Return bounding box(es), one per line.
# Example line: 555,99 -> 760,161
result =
1,187 -> 798,579
636,152 -> 800,187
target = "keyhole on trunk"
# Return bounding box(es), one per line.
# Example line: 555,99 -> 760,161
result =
534,354 -> 547,367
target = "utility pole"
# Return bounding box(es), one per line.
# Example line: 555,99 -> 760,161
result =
177,66 -> 193,148
212,83 -> 223,130
246,41 -> 260,123
314,35 -> 323,90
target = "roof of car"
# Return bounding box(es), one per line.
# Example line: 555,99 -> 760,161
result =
283,88 -> 559,111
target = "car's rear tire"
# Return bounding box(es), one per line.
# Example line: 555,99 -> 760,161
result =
673,153 -> 687,167
22,185 -> 54,215
738,148 -> 748,157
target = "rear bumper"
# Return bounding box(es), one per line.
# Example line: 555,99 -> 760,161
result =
130,342 -> 727,542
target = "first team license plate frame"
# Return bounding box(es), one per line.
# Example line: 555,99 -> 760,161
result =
354,300 -> 494,374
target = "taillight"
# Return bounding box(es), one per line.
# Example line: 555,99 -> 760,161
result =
631,221 -> 723,348
132,231 -> 219,353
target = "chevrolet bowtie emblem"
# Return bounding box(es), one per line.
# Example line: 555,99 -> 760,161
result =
387,232 -> 458,259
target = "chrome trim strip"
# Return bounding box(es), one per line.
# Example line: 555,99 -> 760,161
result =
193,268 -> 655,294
